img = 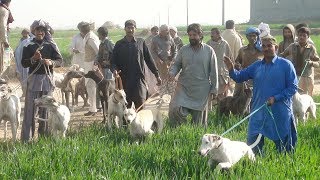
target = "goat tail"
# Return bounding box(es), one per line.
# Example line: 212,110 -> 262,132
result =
249,133 -> 262,149
314,102 -> 320,106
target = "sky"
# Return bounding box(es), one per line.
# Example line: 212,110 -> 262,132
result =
10,0 -> 250,29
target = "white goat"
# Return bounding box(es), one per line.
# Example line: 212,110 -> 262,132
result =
0,85 -> 21,141
34,95 -> 70,138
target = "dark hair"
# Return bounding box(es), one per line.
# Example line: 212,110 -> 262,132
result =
125,20 -> 136,28
21,28 -> 30,34
225,20 -> 235,29
151,26 -> 159,32
297,27 -> 310,37
1,0 -> 11,4
261,35 -> 277,45
187,23 -> 203,40
295,23 -> 308,31
211,27 -> 220,35
97,26 -> 108,37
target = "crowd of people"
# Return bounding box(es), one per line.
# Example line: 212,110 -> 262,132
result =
1,0 -> 319,154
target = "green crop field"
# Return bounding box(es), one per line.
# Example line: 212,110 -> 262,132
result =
3,26 -> 320,179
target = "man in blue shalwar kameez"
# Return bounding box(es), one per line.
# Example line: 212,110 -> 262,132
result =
224,35 -> 298,154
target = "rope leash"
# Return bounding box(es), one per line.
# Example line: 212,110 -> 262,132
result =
221,102 -> 267,136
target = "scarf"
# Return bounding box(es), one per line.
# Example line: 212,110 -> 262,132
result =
246,27 -> 262,52
0,3 -> 14,24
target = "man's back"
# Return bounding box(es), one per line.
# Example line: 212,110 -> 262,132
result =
222,29 -> 242,60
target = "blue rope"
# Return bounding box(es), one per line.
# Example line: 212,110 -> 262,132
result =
221,102 -> 267,136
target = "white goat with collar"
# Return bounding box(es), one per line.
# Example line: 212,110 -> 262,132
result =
198,134 -> 261,170
34,95 -> 70,138
107,89 -> 127,129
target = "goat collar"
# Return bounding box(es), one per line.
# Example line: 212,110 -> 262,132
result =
214,141 -> 223,149
112,95 -> 119,104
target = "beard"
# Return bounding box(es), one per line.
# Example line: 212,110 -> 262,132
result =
189,38 -> 201,46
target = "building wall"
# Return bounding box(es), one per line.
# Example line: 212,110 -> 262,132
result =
250,0 -> 320,23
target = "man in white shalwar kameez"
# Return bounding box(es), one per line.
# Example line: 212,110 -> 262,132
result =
69,22 -> 85,68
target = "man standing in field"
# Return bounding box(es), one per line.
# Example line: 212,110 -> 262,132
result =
151,24 -> 177,96
95,26 -> 114,80
69,22 -> 86,68
80,22 -> 100,116
280,27 -> 319,96
221,20 -> 242,95
21,20 -> 63,142
112,20 -> 161,109
221,20 -> 242,61
151,24 -> 177,80
224,35 -> 298,154
144,26 -> 159,95
168,23 -> 218,127
169,26 -> 183,51
233,27 -> 263,96
207,27 -> 233,100
0,0 -> 13,74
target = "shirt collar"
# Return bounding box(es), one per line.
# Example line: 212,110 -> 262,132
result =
295,42 -> 312,48
124,36 -> 137,42
262,55 -> 277,64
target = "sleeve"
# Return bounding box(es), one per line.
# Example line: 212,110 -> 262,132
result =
234,35 -> 242,56
0,8 -> 8,43
143,40 -> 159,78
310,45 -> 320,68
21,45 -> 38,69
150,37 -> 160,62
279,44 -> 291,58
111,42 -> 119,72
273,62 -> 298,102
277,41 -> 284,55
229,62 -> 257,83
235,48 -> 243,68
88,38 -> 99,54
210,49 -> 218,94
69,35 -> 76,54
171,39 -> 177,60
49,44 -> 63,68
169,47 -> 182,77
225,42 -> 234,62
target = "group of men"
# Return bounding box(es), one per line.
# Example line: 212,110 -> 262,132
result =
3,2 -> 319,155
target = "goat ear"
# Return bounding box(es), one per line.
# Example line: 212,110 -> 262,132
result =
131,102 -> 135,109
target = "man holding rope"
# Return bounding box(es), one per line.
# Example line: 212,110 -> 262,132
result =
21,20 -> 63,142
280,27 -> 319,96
224,35 -> 298,154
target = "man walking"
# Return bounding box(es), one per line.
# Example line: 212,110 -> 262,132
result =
168,23 -> 218,127
112,20 -> 161,109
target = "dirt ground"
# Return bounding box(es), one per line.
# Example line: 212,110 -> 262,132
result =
0,76 -> 170,141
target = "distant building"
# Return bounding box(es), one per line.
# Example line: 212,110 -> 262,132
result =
250,0 -> 320,23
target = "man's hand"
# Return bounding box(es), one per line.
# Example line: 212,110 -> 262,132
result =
73,48 -> 80,54
32,51 -> 42,61
3,42 -> 9,49
43,59 -> 52,66
223,56 -> 234,71
267,96 -> 275,106
156,76 -> 162,86
306,59 -> 314,67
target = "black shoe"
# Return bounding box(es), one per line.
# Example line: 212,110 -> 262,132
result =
84,111 -> 96,116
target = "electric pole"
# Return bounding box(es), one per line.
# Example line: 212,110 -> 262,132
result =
222,0 -> 225,25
